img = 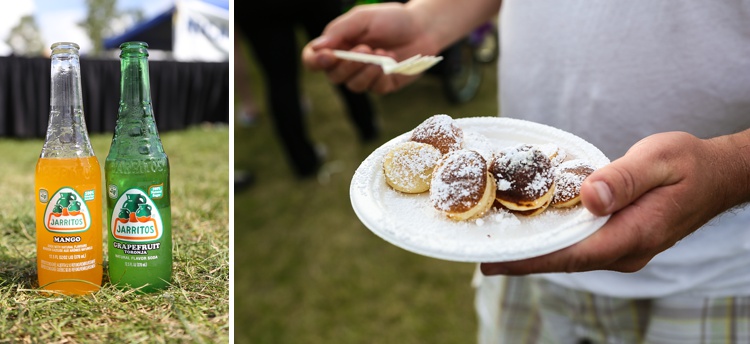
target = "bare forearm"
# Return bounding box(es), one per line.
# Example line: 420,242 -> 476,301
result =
709,128 -> 750,211
406,0 -> 502,51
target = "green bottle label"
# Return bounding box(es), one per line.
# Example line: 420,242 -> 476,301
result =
110,188 -> 163,243
43,187 -> 92,233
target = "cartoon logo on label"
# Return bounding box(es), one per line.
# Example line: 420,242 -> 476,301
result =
111,189 -> 162,242
44,187 -> 91,233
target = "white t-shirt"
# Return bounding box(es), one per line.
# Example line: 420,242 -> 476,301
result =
497,0 -> 750,298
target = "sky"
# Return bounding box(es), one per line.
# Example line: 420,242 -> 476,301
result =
1,0 -> 175,55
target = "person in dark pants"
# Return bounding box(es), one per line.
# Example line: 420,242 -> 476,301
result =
237,0 -> 379,179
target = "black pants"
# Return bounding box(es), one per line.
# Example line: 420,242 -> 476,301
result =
238,1 -> 377,178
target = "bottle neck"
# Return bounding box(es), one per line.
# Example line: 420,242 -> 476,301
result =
50,49 -> 85,110
108,50 -> 166,161
119,55 -> 153,113
41,45 -> 94,158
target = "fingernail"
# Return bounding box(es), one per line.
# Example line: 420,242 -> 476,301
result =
591,181 -> 614,212
310,36 -> 330,48
317,54 -> 334,68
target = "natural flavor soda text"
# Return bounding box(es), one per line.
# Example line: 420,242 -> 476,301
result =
35,156 -> 103,295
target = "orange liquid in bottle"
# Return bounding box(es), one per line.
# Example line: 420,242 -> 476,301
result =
35,156 -> 103,295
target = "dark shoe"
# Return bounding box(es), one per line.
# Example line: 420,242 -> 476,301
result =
294,144 -> 327,180
235,170 -> 255,192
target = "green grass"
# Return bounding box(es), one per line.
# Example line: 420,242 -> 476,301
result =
234,42 -> 499,343
0,124 -> 229,343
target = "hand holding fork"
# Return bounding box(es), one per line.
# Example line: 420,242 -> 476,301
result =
332,50 -> 443,76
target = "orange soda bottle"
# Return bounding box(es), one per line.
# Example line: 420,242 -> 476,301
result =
34,42 -> 103,295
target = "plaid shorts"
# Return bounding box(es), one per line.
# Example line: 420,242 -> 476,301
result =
473,270 -> 750,344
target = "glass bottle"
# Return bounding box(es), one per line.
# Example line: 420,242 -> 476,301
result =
105,41 -> 172,292
35,42 -> 103,295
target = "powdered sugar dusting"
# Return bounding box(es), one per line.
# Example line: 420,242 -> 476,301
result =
552,159 -> 596,204
350,117 -> 611,262
492,144 -> 553,198
497,179 -> 512,191
410,114 -> 464,154
538,143 -> 568,167
429,150 -> 486,212
384,141 -> 441,191
464,130 -> 495,161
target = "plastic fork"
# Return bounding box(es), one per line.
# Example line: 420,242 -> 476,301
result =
332,50 -> 443,75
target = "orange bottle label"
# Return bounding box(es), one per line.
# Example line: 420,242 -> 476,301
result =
35,156 -> 103,295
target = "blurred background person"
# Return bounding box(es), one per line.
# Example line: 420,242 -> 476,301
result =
234,31 -> 260,127
237,0 -> 380,180
302,1 -> 750,343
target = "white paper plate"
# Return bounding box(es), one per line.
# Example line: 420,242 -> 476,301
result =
349,116 -> 612,263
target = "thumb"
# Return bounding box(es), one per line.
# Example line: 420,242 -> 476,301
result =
310,8 -> 375,51
580,142 -> 672,216
303,9 -> 374,70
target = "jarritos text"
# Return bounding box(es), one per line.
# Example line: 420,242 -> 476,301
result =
111,189 -> 163,242
44,187 -> 92,233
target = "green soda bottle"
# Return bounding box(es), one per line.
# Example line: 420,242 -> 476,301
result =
105,41 -> 171,292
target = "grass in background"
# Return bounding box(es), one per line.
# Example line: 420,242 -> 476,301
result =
234,40 -> 499,343
0,124 -> 229,343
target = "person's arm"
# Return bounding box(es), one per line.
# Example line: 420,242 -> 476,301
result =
301,0 -> 501,94
481,128 -> 750,275
406,0 -> 502,53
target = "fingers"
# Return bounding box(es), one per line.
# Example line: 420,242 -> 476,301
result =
322,45 -> 386,93
302,40 -> 377,87
318,5 -> 375,46
480,133 -> 706,276
301,9 -> 370,72
301,3 -> 425,94
301,44 -> 336,71
342,64 -> 385,93
303,42 -> 409,94
580,137 -> 674,216
338,47 -> 418,93
480,201 -> 654,275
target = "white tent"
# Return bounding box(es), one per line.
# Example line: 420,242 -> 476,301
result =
172,0 -> 229,61
104,0 -> 229,62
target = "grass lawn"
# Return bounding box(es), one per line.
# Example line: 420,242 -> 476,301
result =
234,40 -> 499,343
0,124 -> 229,342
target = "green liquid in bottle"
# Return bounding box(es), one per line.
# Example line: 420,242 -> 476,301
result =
105,41 -> 172,293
